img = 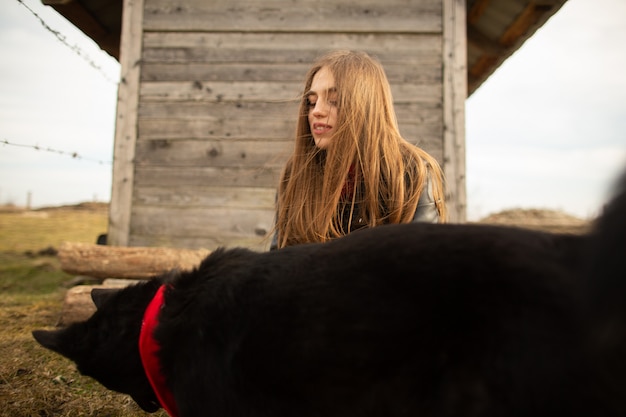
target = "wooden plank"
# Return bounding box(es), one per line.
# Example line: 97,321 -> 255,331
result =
138,100 -> 299,119
395,103 -> 443,124
137,101 -> 442,125
135,115 -> 294,141
139,81 -> 301,102
134,120 -> 441,152
134,101 -> 442,160
134,185 -> 276,209
136,87 -> 442,146
134,139 -> 292,168
391,83 -> 443,104
141,47 -> 444,66
140,33 -> 442,64
469,54 -> 499,82
399,133 -> 443,165
137,118 -> 295,141
109,0 -> 144,246
500,3 -> 547,47
133,166 -> 284,189
139,81 -> 442,104
402,120 -> 443,141
467,25 -> 505,57
129,205 -> 275,243
142,63 -> 311,83
141,61 -> 442,84
129,234 -> 271,251
142,32 -> 442,55
442,0 -> 468,222
143,0 -> 442,33
467,0 -> 491,25
141,32 -> 442,83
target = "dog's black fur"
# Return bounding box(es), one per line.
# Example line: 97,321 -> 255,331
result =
33,172 -> 626,417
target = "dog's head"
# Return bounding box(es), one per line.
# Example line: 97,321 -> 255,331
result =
33,284 -> 161,413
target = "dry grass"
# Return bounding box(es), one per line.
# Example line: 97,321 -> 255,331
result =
0,204 -> 108,253
0,284 -> 161,417
0,204 -> 167,417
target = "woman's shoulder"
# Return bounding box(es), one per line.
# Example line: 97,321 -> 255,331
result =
413,175 -> 440,223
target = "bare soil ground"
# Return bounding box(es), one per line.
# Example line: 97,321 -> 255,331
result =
0,203 -> 591,416
475,207 -> 591,234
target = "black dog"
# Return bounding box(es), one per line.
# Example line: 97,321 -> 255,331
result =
33,172 -> 626,417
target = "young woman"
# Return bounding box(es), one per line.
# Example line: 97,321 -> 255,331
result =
272,50 -> 447,249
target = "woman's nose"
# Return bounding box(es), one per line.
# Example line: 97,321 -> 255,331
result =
312,100 -> 328,117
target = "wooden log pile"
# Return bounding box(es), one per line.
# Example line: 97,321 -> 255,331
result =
57,242 -> 211,325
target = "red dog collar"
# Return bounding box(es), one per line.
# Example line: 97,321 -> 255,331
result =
139,285 -> 179,417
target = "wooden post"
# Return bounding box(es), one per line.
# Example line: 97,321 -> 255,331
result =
443,0 -> 468,222
108,0 -> 145,246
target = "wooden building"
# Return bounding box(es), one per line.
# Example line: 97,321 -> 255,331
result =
45,0 -> 567,250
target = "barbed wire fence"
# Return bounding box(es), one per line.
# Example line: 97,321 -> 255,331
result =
4,0 -> 117,201
1,140 -> 113,165
5,0 -> 126,207
1,139 -> 112,207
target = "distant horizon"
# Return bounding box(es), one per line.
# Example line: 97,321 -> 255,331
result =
1,199 -> 108,210
1,199 -> 595,223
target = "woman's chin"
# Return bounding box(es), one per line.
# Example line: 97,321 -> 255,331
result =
314,136 -> 331,149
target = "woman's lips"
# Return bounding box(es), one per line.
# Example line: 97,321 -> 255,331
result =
312,123 -> 332,135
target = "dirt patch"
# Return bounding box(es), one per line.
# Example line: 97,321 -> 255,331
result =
475,208 -> 591,234
0,293 -> 163,417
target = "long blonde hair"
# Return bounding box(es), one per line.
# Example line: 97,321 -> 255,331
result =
275,50 -> 446,248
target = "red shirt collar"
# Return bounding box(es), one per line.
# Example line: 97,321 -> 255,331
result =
341,164 -> 357,199
139,285 -> 179,417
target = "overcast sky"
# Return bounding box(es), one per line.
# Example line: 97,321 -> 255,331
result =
466,0 -> 626,220
0,0 -> 119,208
1,0 -> 625,220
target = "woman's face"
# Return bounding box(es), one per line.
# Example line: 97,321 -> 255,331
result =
306,66 -> 338,149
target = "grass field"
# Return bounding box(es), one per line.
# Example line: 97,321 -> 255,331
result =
0,204 -> 167,417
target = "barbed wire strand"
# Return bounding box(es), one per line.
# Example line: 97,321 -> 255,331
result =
16,0 -> 119,85
2,139 -> 112,165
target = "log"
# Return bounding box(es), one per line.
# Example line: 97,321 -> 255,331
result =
58,241 -> 211,280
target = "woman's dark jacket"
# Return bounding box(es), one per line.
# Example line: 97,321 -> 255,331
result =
269,176 -> 439,251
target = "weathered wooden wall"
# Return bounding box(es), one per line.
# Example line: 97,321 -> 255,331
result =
109,0 -> 466,251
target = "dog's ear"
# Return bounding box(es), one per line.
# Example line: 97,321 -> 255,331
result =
91,288 -> 120,309
32,329 -> 74,358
